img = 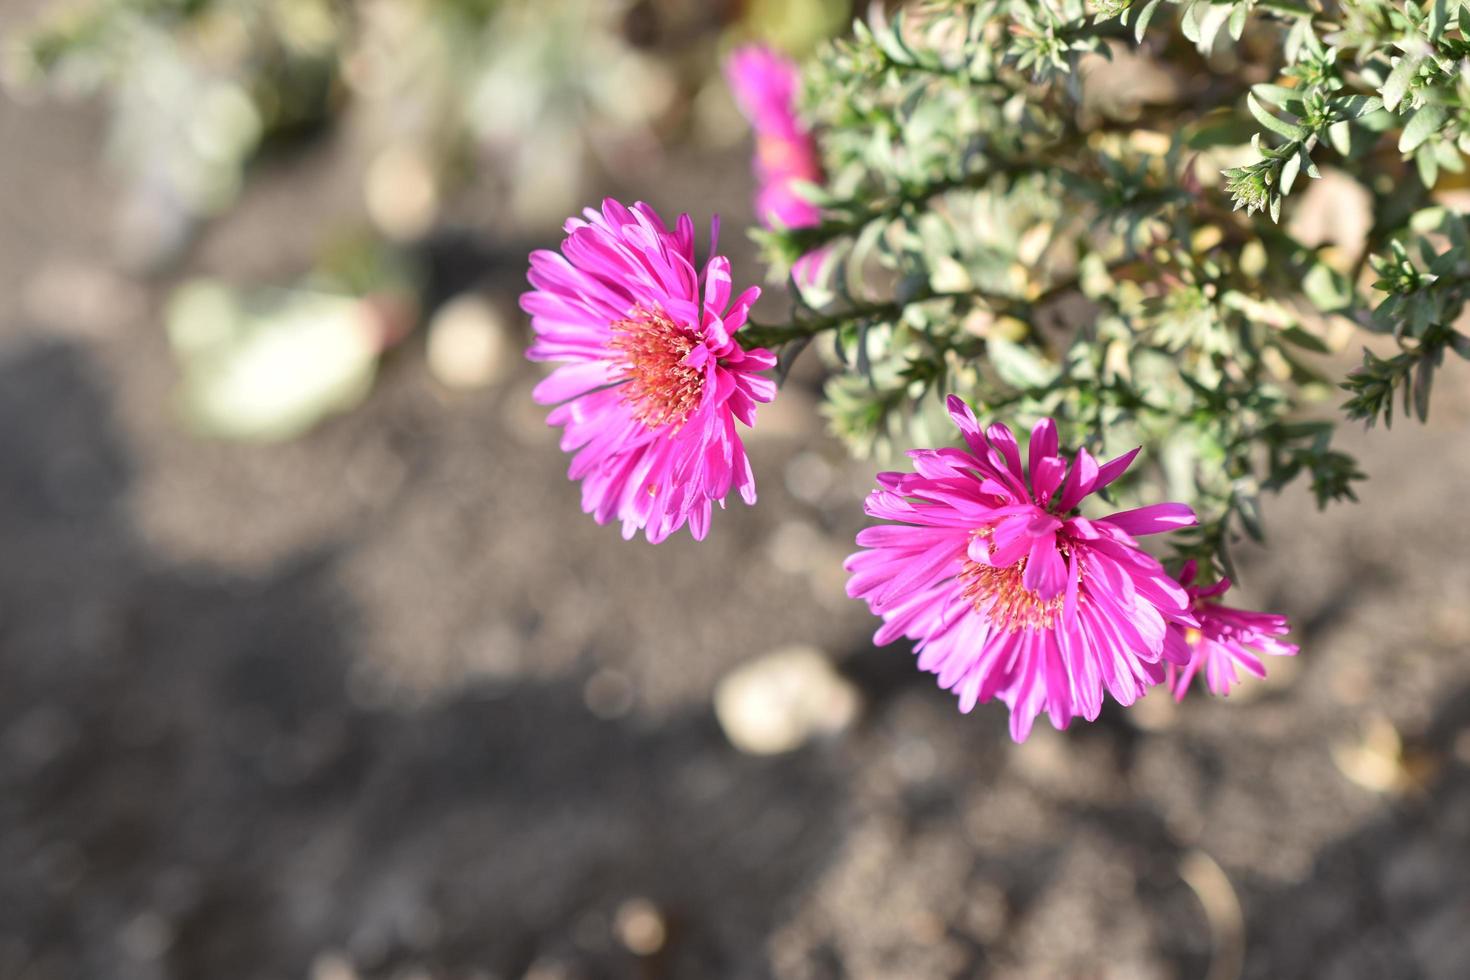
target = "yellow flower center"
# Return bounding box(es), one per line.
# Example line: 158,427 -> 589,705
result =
958,559 -> 1066,633
608,307 -> 705,430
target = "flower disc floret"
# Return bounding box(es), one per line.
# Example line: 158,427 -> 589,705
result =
522,198 -> 777,543
1164,560 -> 1298,699
845,396 -> 1200,741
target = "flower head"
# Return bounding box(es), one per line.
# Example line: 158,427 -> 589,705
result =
523,198 -> 777,542
1163,560 -> 1298,699
724,44 -> 824,232
845,396 -> 1200,741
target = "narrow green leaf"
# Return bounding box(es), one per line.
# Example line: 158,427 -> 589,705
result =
1399,104 -> 1447,153
1280,149 -> 1303,194
1195,3 -> 1235,54
1416,147 -> 1440,187
1333,95 -> 1384,120
1280,325 -> 1330,352
1381,54 -> 1422,111
1412,355 -> 1434,422
1248,92 -> 1308,140
1449,331 -> 1470,360
1180,1 -> 1202,44
1133,0 -> 1165,42
1253,83 -> 1306,111
1229,2 -> 1248,40
1429,0 -> 1449,39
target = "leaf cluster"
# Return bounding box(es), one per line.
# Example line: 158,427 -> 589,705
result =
748,0 -> 1470,577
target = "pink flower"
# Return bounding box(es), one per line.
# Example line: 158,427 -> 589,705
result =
1163,560 -> 1298,699
724,44 -> 824,232
522,198 -> 777,542
845,396 -> 1200,741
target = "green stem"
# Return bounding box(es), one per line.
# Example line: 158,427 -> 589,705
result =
740,259 -> 1117,351
740,290 -> 940,349
777,159 -> 1052,258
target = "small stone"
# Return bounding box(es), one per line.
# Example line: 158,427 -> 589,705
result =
3,706 -> 77,770
891,734 -> 937,784
1288,168 -> 1374,265
522,957 -> 575,980
119,911 -> 172,961
583,669 -> 636,720
365,145 -> 439,241
714,646 -> 861,755
1329,664 -> 1373,707
1011,724 -> 1071,783
426,294 -> 513,390
1127,690 -> 1178,731
741,385 -> 817,443
460,621 -> 522,682
613,898 -> 666,956
23,260 -> 147,337
767,521 -> 824,577
1431,603 -> 1470,644
310,951 -> 360,980
783,452 -> 833,505
906,910 -> 947,943
1333,715 -> 1407,794
1454,729 -> 1470,767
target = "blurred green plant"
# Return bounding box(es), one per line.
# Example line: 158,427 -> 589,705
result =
9,0 -> 802,438
8,0 -> 347,262
4,0 -> 716,261
166,236 -> 418,441
747,0 -> 1470,577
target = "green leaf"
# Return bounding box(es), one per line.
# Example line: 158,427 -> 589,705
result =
1133,0 -> 1166,42
1381,54 -> 1422,111
1449,331 -> 1470,360
1228,1 -> 1248,40
1234,490 -> 1265,542
1428,0 -> 1450,40
1398,104 -> 1447,153
1279,324 -> 1330,352
1416,147 -> 1440,187
1280,148 -> 1303,193
1253,83 -> 1306,109
1332,95 -> 1384,120
872,10 -> 918,66
1412,355 -> 1434,422
1303,263 -> 1353,312
1248,92 -> 1308,140
987,336 -> 1059,390
1194,2 -> 1236,54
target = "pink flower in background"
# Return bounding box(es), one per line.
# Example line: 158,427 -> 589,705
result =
845,397 -> 1200,741
1163,560 -> 1298,699
523,198 -> 777,542
724,44 -> 824,232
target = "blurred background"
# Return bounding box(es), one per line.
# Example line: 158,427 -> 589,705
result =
2,1 -> 1470,978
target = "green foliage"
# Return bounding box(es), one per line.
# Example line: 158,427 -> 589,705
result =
1341,207 -> 1470,426
747,0 -> 1470,577
1212,0 -> 1470,220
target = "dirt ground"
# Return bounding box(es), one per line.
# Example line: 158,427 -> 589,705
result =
3,20 -> 1470,980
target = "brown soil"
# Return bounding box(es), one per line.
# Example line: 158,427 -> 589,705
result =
3,25 -> 1470,980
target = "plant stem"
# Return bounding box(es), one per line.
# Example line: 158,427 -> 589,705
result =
739,269 -> 1096,350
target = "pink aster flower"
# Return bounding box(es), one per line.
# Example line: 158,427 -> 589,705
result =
725,44 -> 826,238
1163,560 -> 1298,699
845,396 -> 1200,741
522,198 -> 777,542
